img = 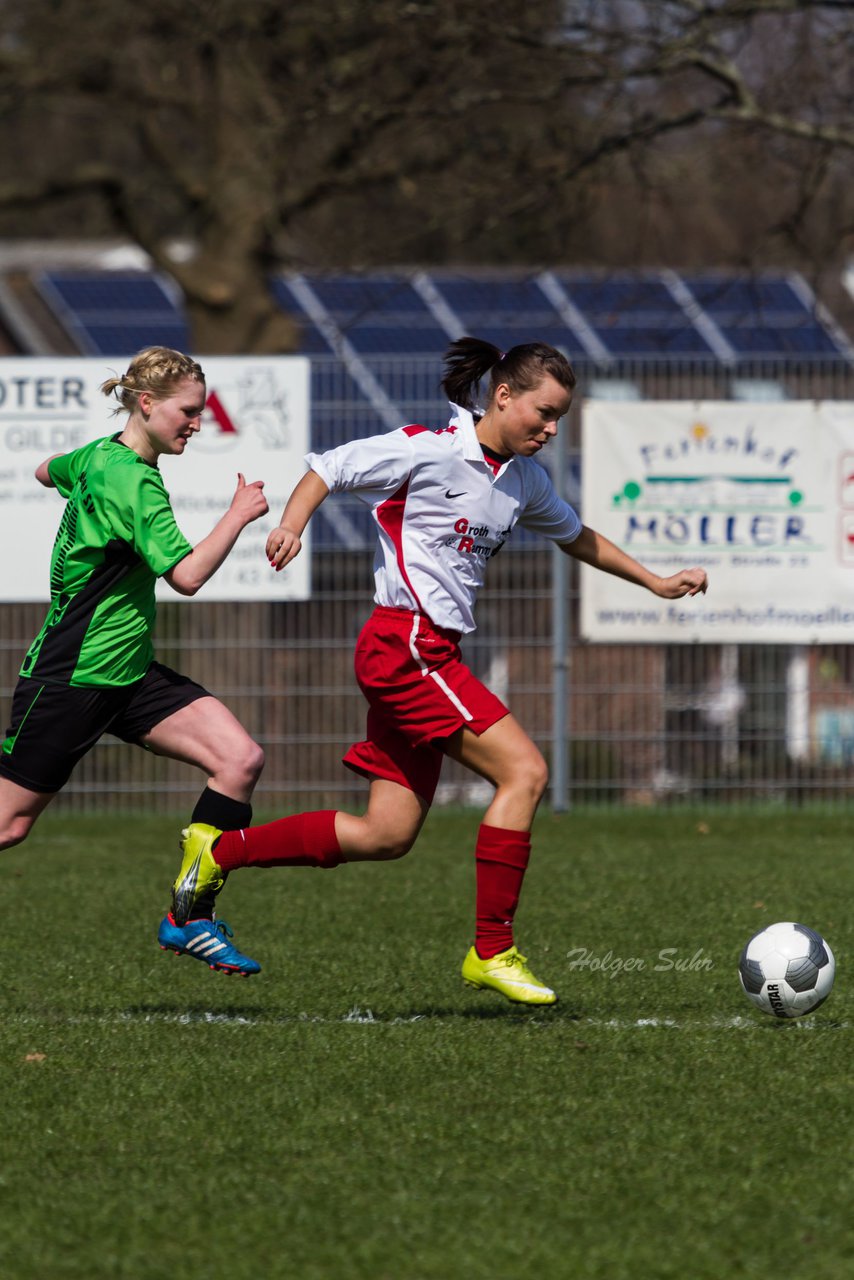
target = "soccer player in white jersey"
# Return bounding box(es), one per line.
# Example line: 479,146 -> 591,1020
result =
170,337 -> 708,1005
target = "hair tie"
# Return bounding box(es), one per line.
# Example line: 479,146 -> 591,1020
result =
498,351 -> 506,361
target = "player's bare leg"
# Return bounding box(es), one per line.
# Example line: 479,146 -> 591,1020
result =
140,695 -> 264,802
0,777 -> 55,850
333,778 -> 429,861
445,715 -> 557,1006
443,713 -> 548,831
144,696 -> 263,973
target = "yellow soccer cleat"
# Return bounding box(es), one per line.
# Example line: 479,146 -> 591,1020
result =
171,823 -> 225,926
461,944 -> 558,1006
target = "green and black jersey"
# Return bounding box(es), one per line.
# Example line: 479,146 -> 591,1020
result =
21,435 -> 192,687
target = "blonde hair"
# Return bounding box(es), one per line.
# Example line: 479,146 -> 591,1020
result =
100,347 -> 205,416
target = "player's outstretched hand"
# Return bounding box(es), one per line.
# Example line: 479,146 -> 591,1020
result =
654,567 -> 708,599
231,473 -> 268,525
266,525 -> 302,571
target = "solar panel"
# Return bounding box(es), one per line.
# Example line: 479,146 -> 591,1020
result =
269,279 -> 335,355
687,275 -> 803,312
723,324 -> 841,356
35,267 -> 851,367
37,270 -> 188,355
679,273 -> 850,359
304,274 -> 431,315
557,275 -> 678,313
588,323 -> 715,357
43,273 -> 177,312
274,274 -> 450,361
344,324 -> 450,355
289,323 -> 335,356
425,272 -> 587,355
552,271 -> 718,357
449,321 -> 588,355
429,274 -> 556,311
82,323 -> 192,356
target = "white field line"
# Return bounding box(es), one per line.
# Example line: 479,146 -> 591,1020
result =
3,1009 -> 847,1029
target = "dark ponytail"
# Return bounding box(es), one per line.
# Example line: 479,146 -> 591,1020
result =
441,336 -> 576,413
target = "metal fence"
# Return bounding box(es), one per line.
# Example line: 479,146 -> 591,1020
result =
3,353 -> 854,812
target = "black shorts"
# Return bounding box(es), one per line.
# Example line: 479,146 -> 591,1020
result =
0,661 -> 211,793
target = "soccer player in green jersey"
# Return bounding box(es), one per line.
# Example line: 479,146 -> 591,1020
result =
0,347 -> 269,975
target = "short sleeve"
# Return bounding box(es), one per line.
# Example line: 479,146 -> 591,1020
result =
517,460 -> 583,543
47,442 -> 96,498
106,465 -> 192,576
306,429 -> 415,498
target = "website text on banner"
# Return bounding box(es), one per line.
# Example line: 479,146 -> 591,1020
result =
581,401 -> 854,644
0,357 -> 310,603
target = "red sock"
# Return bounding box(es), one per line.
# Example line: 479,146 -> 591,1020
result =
474,823 -> 531,959
213,811 -> 343,871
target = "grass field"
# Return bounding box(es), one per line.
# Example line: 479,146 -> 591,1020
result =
1,805 -> 852,1280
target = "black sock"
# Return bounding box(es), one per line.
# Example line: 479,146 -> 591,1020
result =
192,787 -> 253,832
186,788 -> 253,921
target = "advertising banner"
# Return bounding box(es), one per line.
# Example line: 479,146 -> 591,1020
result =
581,401 -> 854,643
0,356 -> 311,602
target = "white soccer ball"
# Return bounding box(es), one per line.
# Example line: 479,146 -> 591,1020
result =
738,921 -> 835,1018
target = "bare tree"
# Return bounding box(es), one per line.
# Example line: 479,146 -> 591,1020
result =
489,1 -> 854,276
0,0 -> 851,352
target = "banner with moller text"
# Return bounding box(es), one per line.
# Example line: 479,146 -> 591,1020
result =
0,356 -> 310,602
581,401 -> 854,643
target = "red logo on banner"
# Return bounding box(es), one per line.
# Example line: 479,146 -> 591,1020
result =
205,390 -> 238,434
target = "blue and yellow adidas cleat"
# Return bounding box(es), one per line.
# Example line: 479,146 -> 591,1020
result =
158,913 -> 260,976
461,944 -> 557,1006
171,823 -> 225,926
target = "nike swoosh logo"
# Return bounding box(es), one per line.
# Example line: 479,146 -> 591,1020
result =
445,489 -> 466,499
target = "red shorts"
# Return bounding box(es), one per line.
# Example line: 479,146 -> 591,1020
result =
342,606 -> 509,803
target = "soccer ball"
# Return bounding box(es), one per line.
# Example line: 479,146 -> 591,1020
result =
738,921 -> 835,1018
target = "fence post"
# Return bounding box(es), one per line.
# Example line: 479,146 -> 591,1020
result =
551,414 -> 570,812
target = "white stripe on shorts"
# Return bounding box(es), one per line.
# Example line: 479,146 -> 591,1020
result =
409,612 -> 474,722
429,669 -> 474,722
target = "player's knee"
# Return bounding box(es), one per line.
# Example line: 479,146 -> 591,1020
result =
0,815 -> 34,851
243,739 -> 265,785
518,749 -> 549,804
228,738 -> 264,788
372,830 -> 417,861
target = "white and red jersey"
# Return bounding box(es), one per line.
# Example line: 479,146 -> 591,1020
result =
306,404 -> 582,634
